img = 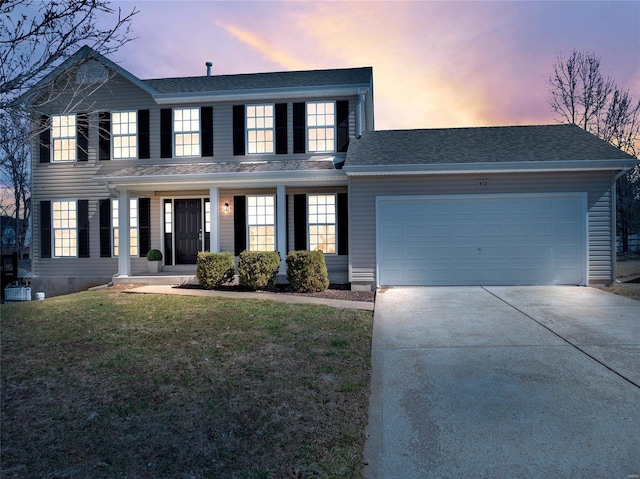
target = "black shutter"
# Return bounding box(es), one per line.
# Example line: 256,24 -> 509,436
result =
160,108 -> 172,158
138,110 -> 150,159
293,102 -> 306,153
98,112 -> 110,161
40,200 -> 51,258
275,103 -> 288,154
201,106 -> 214,157
336,100 -> 349,152
99,199 -> 111,257
77,113 -> 89,161
233,195 -> 246,255
293,194 -> 307,250
39,115 -> 50,163
233,105 -> 245,156
337,193 -> 348,255
139,198 -> 151,257
78,200 -> 90,257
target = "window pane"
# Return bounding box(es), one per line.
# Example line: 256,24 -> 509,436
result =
246,104 -> 274,155
112,110 -> 137,159
174,108 -> 200,156
307,194 -> 337,253
247,195 -> 276,251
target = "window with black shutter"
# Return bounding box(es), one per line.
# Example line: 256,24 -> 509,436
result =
293,102 -> 306,153
40,200 -> 51,258
39,116 -> 51,163
160,108 -> 172,158
275,103 -> 287,154
232,105 -> 245,156
201,106 -> 214,157
77,113 -> 89,161
78,200 -> 90,257
138,110 -> 150,159
336,100 -> 349,152
99,199 -> 112,257
98,112 -> 110,161
139,198 -> 151,256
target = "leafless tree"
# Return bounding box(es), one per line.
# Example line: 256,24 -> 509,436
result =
0,0 -> 138,257
549,49 -> 640,253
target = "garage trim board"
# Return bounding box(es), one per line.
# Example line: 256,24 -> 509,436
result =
375,193 -> 588,287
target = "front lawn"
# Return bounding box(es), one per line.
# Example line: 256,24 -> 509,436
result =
1,288 -> 373,478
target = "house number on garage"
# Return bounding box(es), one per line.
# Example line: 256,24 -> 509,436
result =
476,179 -> 491,188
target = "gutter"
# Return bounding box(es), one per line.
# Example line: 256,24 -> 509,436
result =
153,84 -> 371,105
343,159 -> 640,176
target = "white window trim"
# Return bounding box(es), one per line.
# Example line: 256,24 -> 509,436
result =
173,107 -> 201,158
51,114 -> 77,162
52,200 -> 77,257
246,104 -> 275,155
246,194 -> 276,252
307,194 -> 337,255
111,110 -> 138,160
306,101 -> 336,153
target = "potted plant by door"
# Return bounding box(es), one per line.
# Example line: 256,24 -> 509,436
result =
146,249 -> 163,273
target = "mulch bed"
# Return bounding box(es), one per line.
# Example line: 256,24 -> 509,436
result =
179,283 -> 376,303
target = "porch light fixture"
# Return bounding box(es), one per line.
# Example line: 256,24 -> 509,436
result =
223,202 -> 230,213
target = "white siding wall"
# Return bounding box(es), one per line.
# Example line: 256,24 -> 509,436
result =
349,171 -> 615,287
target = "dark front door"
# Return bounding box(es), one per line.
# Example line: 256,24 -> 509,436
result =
175,199 -> 201,264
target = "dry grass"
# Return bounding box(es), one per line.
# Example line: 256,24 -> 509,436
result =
1,288 -> 373,478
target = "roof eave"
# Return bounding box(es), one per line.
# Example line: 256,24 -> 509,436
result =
94,168 -> 348,190
153,84 -> 371,105
343,159 -> 640,176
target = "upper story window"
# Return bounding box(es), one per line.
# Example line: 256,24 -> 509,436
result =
247,195 -> 275,251
307,102 -> 335,153
52,114 -> 76,162
112,111 -> 137,159
174,108 -> 200,157
52,200 -> 77,256
308,194 -> 336,254
246,104 -> 274,154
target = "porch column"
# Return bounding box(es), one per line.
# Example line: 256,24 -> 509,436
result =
117,189 -> 131,276
276,185 -> 287,275
209,187 -> 220,253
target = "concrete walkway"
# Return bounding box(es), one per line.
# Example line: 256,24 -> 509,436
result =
124,284 -> 374,311
365,286 -> 640,479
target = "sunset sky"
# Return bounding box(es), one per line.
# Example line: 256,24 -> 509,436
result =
86,1 -> 640,130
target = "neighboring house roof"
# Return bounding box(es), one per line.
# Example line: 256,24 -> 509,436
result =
344,124 -> 638,175
144,67 -> 373,94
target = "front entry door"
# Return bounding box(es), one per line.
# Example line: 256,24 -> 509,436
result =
175,199 -> 202,264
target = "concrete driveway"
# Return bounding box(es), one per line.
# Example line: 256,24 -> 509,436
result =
364,286 -> 640,479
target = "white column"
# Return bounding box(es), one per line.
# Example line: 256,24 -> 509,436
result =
118,189 -> 131,276
209,187 -> 220,253
276,185 -> 287,275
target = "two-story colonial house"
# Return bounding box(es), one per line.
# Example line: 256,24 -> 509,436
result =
25,47 -> 637,297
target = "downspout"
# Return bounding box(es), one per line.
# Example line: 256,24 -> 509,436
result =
357,89 -> 367,137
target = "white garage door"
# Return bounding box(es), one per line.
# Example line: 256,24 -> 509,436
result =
377,193 -> 587,286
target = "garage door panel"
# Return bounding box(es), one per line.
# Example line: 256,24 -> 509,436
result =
377,194 -> 586,286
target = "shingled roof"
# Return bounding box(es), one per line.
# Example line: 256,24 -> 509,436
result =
143,67 -> 373,94
345,124 -> 636,169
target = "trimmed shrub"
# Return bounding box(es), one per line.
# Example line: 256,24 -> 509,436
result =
196,251 -> 236,289
238,250 -> 281,291
146,249 -> 163,261
286,250 -> 329,293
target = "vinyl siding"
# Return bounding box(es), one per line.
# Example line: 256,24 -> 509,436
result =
31,69 -> 359,287
349,171 -> 615,286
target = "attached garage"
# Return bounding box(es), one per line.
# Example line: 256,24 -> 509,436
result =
343,125 -> 639,290
376,193 -> 587,286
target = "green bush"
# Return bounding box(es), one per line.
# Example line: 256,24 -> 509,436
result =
146,249 -> 163,261
196,252 -> 236,289
238,251 -> 281,291
286,250 -> 329,293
